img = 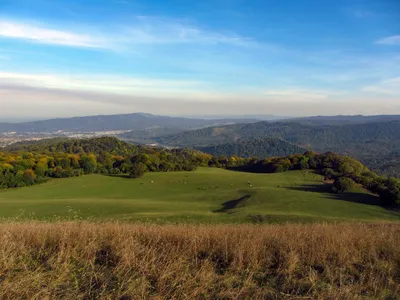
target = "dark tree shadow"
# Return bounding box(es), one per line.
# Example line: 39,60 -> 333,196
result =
286,183 -> 381,206
213,194 -> 252,213
104,174 -> 135,180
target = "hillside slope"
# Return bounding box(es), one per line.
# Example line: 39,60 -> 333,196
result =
197,137 -> 305,158
157,120 -> 400,153
157,121 -> 400,176
0,168 -> 398,222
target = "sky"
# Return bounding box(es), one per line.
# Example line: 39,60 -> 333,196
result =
0,0 -> 399,120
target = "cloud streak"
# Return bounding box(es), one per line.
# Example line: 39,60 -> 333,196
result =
376,35 -> 400,45
1,83 -> 399,119
0,72 -> 207,98
362,77 -> 400,95
0,18 -> 254,51
0,21 -> 107,49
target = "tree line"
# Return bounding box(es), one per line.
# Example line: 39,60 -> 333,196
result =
0,137 -> 211,188
1,137 -> 399,207
226,151 -> 400,207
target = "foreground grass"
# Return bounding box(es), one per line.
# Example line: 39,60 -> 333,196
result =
0,222 -> 399,299
0,168 -> 399,223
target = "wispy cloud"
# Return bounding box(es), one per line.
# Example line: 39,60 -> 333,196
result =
375,35 -> 400,45
0,72 -> 343,106
123,16 -> 254,46
262,89 -> 332,101
0,18 -> 254,51
362,77 -> 400,95
0,20 -> 108,49
344,7 -> 377,19
0,72 -> 206,97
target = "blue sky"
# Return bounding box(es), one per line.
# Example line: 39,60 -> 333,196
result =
0,0 -> 399,119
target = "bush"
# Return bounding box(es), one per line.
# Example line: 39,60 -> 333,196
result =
128,162 -> 147,178
332,177 -> 356,194
378,178 -> 400,206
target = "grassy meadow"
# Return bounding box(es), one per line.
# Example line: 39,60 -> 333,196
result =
0,168 -> 399,223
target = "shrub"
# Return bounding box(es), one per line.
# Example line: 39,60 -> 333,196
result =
332,177 -> 356,193
129,162 -> 147,178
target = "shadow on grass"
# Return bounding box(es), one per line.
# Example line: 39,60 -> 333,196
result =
105,174 -> 135,180
213,194 -> 252,213
286,183 -> 381,206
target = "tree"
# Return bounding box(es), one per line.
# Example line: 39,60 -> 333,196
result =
128,162 -> 146,178
34,163 -> 48,177
379,178 -> 400,206
80,154 -> 97,174
332,177 -> 355,194
23,169 -> 36,185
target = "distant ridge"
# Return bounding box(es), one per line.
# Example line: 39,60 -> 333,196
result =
0,113 -> 257,133
282,115 -> 400,126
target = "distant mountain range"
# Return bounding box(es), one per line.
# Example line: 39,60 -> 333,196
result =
0,113 -> 258,133
2,113 -> 399,134
283,115 -> 400,126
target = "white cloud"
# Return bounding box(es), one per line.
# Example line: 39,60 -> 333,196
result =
0,72 -> 207,98
0,18 -> 254,50
376,35 -> 400,45
0,20 -> 108,49
0,72 -> 344,105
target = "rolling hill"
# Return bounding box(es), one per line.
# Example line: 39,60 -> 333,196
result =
157,120 -> 400,176
196,137 -> 305,158
157,120 -> 400,152
0,168 -> 398,223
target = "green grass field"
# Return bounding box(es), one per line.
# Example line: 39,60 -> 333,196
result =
0,168 -> 399,223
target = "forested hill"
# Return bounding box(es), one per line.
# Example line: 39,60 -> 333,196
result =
0,113 -> 256,133
157,120 -> 400,177
157,121 -> 400,155
4,137 -> 142,155
196,138 -> 305,158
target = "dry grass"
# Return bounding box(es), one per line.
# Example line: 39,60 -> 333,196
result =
0,222 -> 399,299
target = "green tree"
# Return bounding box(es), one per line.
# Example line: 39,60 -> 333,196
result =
128,162 -> 147,178
332,177 -> 356,194
379,178 -> 400,206
23,169 -> 36,185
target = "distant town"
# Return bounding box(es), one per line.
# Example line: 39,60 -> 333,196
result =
0,130 -> 130,148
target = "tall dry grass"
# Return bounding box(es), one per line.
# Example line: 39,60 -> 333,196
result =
0,222 -> 399,299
